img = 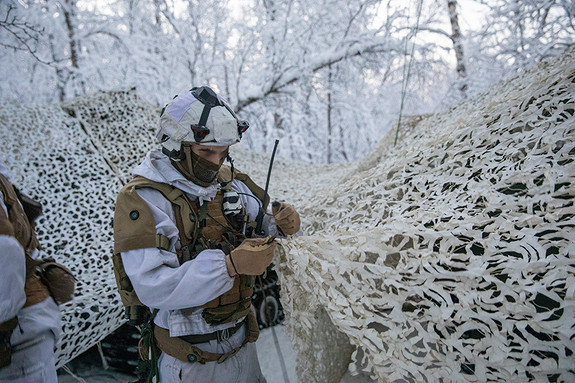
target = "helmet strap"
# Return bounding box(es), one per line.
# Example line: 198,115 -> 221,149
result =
184,144 -> 195,178
219,153 -> 235,188
227,154 -> 235,181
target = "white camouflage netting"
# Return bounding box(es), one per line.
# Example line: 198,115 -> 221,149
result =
0,47 -> 572,382
275,48 -> 575,382
0,89 -> 159,367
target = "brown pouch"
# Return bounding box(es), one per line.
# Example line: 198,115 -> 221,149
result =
0,317 -> 18,368
245,308 -> 260,343
202,298 -> 251,325
38,258 -> 76,305
15,188 -> 43,225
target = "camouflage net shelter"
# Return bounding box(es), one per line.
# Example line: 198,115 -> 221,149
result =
0,47 -> 573,382
0,88 -> 159,367
278,48 -> 575,382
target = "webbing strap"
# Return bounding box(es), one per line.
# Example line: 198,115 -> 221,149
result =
154,325 -> 248,364
0,174 -> 17,206
0,317 -> 18,333
0,174 -> 39,253
138,308 -> 160,383
198,202 -> 209,222
155,234 -> 170,251
166,188 -> 184,201
179,192 -> 199,245
198,104 -> 212,128
0,208 -> 14,237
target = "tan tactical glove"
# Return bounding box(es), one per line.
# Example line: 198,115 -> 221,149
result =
225,236 -> 277,277
272,202 -> 301,235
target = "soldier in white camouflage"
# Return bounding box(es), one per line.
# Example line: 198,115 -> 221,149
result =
113,86 -> 300,383
0,162 -> 62,383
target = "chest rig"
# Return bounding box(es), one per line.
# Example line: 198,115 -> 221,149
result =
112,165 -> 269,326
0,174 -> 50,309
0,174 -> 59,368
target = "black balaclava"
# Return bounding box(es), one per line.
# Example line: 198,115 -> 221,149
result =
172,143 -> 227,187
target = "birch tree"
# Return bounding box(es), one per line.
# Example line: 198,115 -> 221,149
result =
447,0 -> 467,96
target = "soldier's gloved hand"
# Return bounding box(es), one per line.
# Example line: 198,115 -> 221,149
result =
225,236 -> 277,277
272,201 -> 300,235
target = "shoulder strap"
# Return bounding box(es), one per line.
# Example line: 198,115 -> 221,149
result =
0,186 -> 14,237
0,173 -> 17,207
0,174 -> 40,253
126,176 -> 181,198
0,180 -> 19,363
0,175 -> 43,224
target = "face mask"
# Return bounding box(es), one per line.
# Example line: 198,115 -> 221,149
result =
190,150 -> 221,186
173,144 -> 225,187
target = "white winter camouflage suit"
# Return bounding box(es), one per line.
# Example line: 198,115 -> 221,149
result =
0,162 -> 60,383
121,150 -> 276,383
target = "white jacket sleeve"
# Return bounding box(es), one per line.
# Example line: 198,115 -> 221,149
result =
0,195 -> 26,322
121,188 -> 234,310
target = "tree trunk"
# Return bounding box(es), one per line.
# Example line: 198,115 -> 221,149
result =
48,34 -> 66,102
154,0 -> 162,27
62,0 -> 83,96
327,65 -> 333,164
63,0 -> 78,70
447,0 -> 467,95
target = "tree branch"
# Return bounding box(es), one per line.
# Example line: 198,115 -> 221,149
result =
236,36 -> 400,112
0,4 -> 53,65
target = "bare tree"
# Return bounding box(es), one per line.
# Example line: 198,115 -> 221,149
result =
447,0 -> 467,96
471,0 -> 575,73
327,64 -> 333,164
60,0 -> 84,97
0,4 -> 51,64
236,34 -> 402,112
4,0 -> 572,162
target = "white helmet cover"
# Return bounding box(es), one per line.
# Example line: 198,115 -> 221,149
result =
157,86 -> 249,158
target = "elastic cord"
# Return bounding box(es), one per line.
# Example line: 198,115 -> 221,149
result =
229,253 -> 239,276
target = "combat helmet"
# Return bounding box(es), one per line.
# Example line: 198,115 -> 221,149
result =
157,86 -> 249,159
156,86 -> 249,186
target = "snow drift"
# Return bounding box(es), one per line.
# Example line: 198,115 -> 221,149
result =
0,47 -> 573,382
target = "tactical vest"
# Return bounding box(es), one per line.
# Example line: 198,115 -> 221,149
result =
112,165 -> 269,326
0,174 -> 50,309
0,174 -> 47,368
